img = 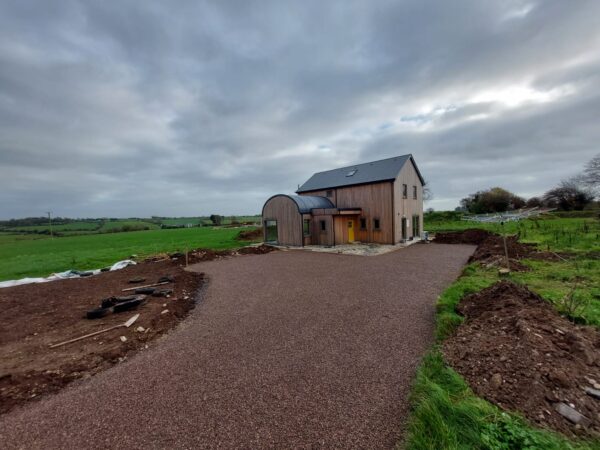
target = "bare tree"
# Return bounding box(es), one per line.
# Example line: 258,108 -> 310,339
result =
579,154 -> 600,196
423,179 -> 433,201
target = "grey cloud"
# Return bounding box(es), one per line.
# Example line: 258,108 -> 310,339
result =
1,0 -> 599,218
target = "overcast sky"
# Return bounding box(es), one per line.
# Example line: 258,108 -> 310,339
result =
1,0 -> 599,218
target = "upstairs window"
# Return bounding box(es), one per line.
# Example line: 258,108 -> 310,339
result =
346,169 -> 357,177
360,217 -> 367,230
413,185 -> 417,199
303,219 -> 311,236
402,184 -> 408,199
326,190 -> 333,197
373,218 -> 381,230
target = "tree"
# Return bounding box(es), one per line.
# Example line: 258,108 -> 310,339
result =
525,196 -> 542,208
543,181 -> 594,211
209,214 -> 223,226
578,154 -> 600,197
423,179 -> 433,201
460,187 -> 526,214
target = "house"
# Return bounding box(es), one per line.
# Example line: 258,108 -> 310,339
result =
262,154 -> 425,246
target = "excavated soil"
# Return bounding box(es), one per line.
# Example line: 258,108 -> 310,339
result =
0,259 -> 203,415
0,245 -> 275,415
434,229 -> 564,271
238,228 -> 263,241
444,281 -> 600,437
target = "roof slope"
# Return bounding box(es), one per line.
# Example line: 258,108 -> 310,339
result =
297,154 -> 424,193
285,195 -> 335,213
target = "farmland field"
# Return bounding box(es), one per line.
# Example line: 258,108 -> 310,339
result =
0,226 -> 260,282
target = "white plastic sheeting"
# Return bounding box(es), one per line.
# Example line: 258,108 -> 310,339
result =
0,260 -> 137,289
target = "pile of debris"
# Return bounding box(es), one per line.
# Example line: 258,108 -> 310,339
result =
238,228 -> 263,241
433,229 -> 563,271
444,281 -> 600,437
170,244 -> 277,264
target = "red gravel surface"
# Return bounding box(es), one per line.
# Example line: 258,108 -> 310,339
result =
0,243 -> 474,449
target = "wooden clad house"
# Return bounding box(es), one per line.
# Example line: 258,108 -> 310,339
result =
262,154 -> 425,246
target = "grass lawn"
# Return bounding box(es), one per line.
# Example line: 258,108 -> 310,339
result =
0,226 -> 259,282
405,215 -> 600,449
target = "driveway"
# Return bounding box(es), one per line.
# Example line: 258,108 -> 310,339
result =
0,243 -> 474,449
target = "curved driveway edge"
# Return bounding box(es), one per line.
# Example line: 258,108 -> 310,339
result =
0,243 -> 474,449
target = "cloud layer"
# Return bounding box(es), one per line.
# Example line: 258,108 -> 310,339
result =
1,0 -> 599,218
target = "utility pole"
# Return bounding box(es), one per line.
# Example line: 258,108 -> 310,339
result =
47,211 -> 54,239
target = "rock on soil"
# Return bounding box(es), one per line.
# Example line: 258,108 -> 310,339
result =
443,281 -> 600,437
434,229 -> 564,271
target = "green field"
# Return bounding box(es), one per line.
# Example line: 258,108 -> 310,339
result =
407,214 -> 600,449
0,226 -> 259,282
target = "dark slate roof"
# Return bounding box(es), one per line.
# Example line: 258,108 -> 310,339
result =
296,154 -> 424,193
287,195 -> 334,213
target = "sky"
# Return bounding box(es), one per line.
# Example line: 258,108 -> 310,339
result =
1,0 -> 599,219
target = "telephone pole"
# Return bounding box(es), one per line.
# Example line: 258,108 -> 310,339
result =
47,211 -> 54,239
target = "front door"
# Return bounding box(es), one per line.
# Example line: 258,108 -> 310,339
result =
347,220 -> 354,242
412,215 -> 420,238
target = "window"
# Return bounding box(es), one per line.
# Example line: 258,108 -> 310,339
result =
413,185 -> 417,199
303,219 -> 311,236
360,217 -> 367,230
265,220 -> 277,243
346,169 -> 357,177
320,220 -> 326,231
402,184 -> 408,199
373,218 -> 381,230
326,190 -> 333,197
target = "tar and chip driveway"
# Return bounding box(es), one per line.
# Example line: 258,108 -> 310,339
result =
0,243 -> 474,449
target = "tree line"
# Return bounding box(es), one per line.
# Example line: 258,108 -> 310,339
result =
459,154 -> 599,214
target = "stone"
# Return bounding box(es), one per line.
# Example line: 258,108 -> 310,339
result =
119,336 -> 127,342
594,383 -> 600,390
161,309 -> 169,315
584,387 -> 600,400
554,402 -> 591,427
545,391 -> 559,403
135,326 -> 145,333
490,373 -> 503,389
549,370 -> 571,388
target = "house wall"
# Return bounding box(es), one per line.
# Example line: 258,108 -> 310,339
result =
300,181 -> 394,244
310,214 -> 334,246
393,159 -> 424,242
261,195 -> 303,246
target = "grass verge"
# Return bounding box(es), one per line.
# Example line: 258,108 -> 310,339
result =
404,263 -> 600,450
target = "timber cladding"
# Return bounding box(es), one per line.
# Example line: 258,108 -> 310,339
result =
301,181 -> 394,244
262,195 -> 303,246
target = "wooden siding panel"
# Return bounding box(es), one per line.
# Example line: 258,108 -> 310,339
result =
393,160 -> 424,242
300,182 -> 394,244
262,195 -> 303,246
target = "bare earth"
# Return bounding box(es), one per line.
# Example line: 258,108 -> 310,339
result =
0,243 -> 474,449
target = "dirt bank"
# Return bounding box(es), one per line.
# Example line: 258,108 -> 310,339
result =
434,229 -> 564,270
444,281 -> 600,437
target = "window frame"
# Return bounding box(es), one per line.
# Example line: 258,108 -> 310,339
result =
320,220 -> 326,232
326,190 -> 333,198
402,184 -> 408,199
413,185 -> 418,199
359,217 -> 367,230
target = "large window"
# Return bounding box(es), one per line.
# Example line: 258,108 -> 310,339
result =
413,185 -> 417,199
402,184 -> 408,198
265,220 -> 277,243
303,219 -> 311,236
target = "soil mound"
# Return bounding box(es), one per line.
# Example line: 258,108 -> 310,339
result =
237,244 -> 277,255
433,229 -> 494,245
444,281 -> 600,437
434,229 -> 563,271
238,228 -> 263,241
